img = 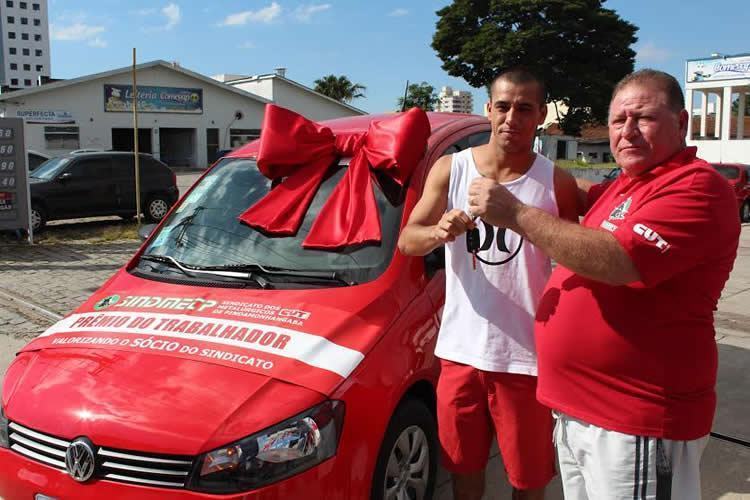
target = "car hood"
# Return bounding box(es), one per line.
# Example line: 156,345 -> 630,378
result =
3,348 -> 324,455
20,270 -> 401,394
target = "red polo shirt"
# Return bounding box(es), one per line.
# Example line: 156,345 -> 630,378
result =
535,147 -> 740,440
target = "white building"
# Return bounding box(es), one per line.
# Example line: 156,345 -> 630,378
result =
0,60 -> 366,168
214,68 -> 366,122
437,86 -> 473,114
0,0 -> 50,90
686,53 -> 750,163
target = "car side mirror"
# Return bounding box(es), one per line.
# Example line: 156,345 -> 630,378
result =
138,224 -> 157,241
424,246 -> 445,279
58,172 -> 72,182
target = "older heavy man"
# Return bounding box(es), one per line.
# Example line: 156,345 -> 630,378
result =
468,69 -> 741,499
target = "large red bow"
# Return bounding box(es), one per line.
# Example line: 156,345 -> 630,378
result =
238,104 -> 431,249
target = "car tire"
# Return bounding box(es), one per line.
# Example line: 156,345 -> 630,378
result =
30,203 -> 46,232
741,200 -> 750,223
145,195 -> 171,222
370,398 -> 437,500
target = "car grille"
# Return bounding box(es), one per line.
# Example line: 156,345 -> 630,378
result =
8,421 -> 194,489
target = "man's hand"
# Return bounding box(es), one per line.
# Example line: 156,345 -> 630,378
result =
468,177 -> 525,228
432,209 -> 475,243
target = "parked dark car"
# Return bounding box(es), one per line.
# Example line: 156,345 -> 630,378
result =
27,150 -> 50,171
712,163 -> 750,222
28,152 -> 179,230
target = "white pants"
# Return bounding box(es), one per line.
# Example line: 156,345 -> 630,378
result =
553,412 -> 709,500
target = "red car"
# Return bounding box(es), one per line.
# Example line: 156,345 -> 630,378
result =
712,163 -> 750,222
0,107 -> 490,499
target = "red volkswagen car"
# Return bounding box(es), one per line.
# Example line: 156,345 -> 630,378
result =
0,107 -> 490,499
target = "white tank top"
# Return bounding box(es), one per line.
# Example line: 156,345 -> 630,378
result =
435,148 -> 558,375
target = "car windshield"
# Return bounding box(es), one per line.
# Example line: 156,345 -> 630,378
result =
712,165 -> 739,180
139,157 -> 405,285
30,157 -> 72,179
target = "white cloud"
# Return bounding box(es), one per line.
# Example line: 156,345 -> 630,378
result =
636,42 -> 671,63
162,3 -> 181,29
50,23 -> 105,41
220,2 -> 282,26
294,4 -> 331,22
88,37 -> 107,48
238,41 -> 256,49
388,8 -> 409,17
132,8 -> 157,15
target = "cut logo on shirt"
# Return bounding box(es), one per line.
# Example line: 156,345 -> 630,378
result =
633,223 -> 671,252
608,197 -> 632,220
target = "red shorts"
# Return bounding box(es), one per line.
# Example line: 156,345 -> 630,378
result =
436,359 -> 556,490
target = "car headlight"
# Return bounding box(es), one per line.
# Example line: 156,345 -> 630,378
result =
189,400 -> 344,494
0,404 -> 9,449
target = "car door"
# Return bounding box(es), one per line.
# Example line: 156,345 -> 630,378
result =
112,156 -> 136,213
53,157 -> 115,217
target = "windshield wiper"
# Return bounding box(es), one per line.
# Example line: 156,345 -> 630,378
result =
200,263 -> 356,286
139,254 -> 270,288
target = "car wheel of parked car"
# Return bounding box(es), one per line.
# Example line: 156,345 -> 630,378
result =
742,201 -> 750,223
370,398 -> 437,500
30,204 -> 46,232
145,195 -> 170,222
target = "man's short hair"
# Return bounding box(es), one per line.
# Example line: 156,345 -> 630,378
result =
487,67 -> 547,106
611,69 -> 685,113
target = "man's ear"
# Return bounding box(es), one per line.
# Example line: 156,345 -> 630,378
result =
537,103 -> 548,125
485,101 -> 492,118
678,109 -> 689,138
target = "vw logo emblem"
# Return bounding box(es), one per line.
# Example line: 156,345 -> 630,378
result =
65,438 -> 96,482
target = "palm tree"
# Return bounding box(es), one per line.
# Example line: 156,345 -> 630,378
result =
313,75 -> 366,103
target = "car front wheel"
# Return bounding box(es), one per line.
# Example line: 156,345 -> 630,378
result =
370,398 -> 437,500
30,204 -> 46,232
741,200 -> 750,223
145,195 -> 171,222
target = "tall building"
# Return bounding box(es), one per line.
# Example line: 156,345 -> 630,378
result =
0,0 -> 50,91
437,86 -> 474,114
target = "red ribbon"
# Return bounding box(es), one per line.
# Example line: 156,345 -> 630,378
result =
238,104 -> 431,249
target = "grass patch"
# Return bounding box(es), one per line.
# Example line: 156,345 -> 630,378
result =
0,218 -> 140,245
557,160 -> 618,169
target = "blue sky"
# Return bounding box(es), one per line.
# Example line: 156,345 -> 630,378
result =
47,0 -> 749,114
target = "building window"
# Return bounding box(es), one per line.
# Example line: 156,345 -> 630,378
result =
35,49 -> 41,56
20,17 -> 28,25
21,33 -> 28,40
33,18 -> 39,26
10,78 -> 18,86
19,1 -> 26,8
34,34 -> 40,41
23,78 -> 31,86
9,47 -> 16,55
5,1 -> 12,7
45,126 -> 80,149
229,129 -> 261,148
9,63 -> 17,70
7,16 -> 14,23
32,2 -> 39,10
22,48 -> 29,55
23,63 -> 30,71
8,32 -> 15,39
35,64 -> 42,71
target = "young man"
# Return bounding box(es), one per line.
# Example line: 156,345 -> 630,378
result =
468,69 -> 740,499
398,68 -> 579,500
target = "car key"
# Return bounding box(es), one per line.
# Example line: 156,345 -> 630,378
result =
466,226 -> 480,270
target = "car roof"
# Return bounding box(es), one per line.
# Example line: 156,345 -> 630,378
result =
228,112 -> 487,158
61,151 -> 155,159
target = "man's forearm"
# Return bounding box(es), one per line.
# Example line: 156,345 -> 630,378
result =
398,224 -> 442,256
512,205 -> 640,285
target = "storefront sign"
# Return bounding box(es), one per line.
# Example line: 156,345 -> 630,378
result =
104,84 -> 203,114
15,109 -> 75,124
687,54 -> 750,82
0,118 -> 30,236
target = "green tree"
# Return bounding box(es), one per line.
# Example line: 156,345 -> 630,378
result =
397,82 -> 439,111
313,74 -> 366,103
731,95 -> 750,116
432,0 -> 638,135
